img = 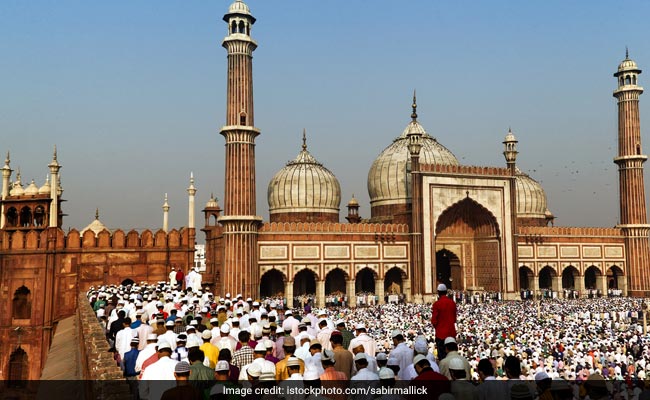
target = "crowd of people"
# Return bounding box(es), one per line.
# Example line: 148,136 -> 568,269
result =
87,279 -> 650,400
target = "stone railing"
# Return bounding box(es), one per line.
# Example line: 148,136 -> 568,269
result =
77,293 -> 130,398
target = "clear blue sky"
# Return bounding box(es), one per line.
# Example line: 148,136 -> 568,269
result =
1,0 -> 649,237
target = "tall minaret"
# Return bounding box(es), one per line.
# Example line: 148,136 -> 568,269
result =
163,193 -> 170,232
1,152 -> 12,228
187,173 -> 196,229
218,0 -> 263,299
613,50 -> 650,296
48,146 -> 61,228
406,92 -> 424,303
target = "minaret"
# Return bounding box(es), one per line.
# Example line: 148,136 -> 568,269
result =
503,128 -> 519,295
1,152 -> 12,228
613,50 -> 650,296
163,193 -> 170,233
218,0 -> 263,299
187,173 -> 196,229
406,92 -> 424,303
48,146 -> 61,228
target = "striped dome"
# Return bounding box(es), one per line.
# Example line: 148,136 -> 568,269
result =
268,134 -> 341,215
515,168 -> 550,218
368,120 -> 459,207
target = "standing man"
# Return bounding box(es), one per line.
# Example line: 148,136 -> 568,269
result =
169,266 -> 177,288
430,283 -> 457,361
175,268 -> 185,291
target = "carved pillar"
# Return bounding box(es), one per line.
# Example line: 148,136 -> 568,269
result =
316,280 -> 325,309
375,278 -> 385,305
284,280 -> 293,309
346,280 -> 356,308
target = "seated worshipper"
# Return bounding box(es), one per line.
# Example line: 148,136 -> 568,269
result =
449,357 -> 478,400
348,323 -> 376,357
389,329 -> 414,380
351,352 -> 379,400
476,358 -> 507,400
438,337 -> 470,380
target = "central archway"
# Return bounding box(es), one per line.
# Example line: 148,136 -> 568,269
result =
435,197 -> 501,291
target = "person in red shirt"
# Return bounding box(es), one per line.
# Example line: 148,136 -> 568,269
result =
430,284 -> 457,361
175,268 -> 185,290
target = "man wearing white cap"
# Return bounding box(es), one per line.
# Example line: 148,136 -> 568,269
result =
213,323 -> 237,353
139,338 -> 178,400
431,283 -> 457,360
348,323 -> 376,357
161,320 -> 178,351
282,309 -> 300,337
136,310 -> 154,350
135,334 -> 158,375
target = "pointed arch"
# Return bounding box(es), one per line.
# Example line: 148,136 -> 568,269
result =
293,269 -> 316,297
325,268 -> 347,295
436,197 -> 500,237
12,286 -> 31,319
8,347 -> 28,385
355,267 -> 376,294
519,265 -> 534,290
260,269 -> 286,298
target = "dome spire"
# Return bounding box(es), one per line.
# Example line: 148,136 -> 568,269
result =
626,46 -> 629,59
302,128 -> 307,151
411,89 -> 418,122
95,208 -> 99,220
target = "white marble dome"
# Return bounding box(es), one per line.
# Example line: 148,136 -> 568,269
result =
228,0 -> 251,15
515,168 -> 551,218
38,176 -> 51,195
268,135 -> 341,215
368,119 -> 459,207
24,179 -> 39,196
618,57 -> 639,73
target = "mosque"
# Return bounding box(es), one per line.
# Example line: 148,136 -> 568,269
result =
1,0 -> 649,380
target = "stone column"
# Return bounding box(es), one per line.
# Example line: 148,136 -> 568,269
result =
531,273 -> 540,298
316,280 -> 325,309
553,276 -> 562,298
284,280 -> 294,309
346,280 -> 356,308
375,278 -> 385,305
575,274 -> 585,298
403,278 -> 412,302
599,274 -> 608,296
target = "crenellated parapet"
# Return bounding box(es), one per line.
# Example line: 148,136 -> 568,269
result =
0,227 -> 192,251
259,221 -> 409,234
518,226 -> 623,237
420,163 -> 511,176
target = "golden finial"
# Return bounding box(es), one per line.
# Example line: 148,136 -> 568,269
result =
302,129 -> 307,151
95,208 -> 99,220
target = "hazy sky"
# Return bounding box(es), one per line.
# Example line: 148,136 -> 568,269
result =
1,1 -> 649,240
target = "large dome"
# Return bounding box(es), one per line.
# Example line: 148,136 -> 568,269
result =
515,168 -> 551,219
368,119 -> 459,208
268,133 -> 341,219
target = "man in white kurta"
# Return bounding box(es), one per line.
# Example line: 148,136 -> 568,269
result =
139,339 -> 178,400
